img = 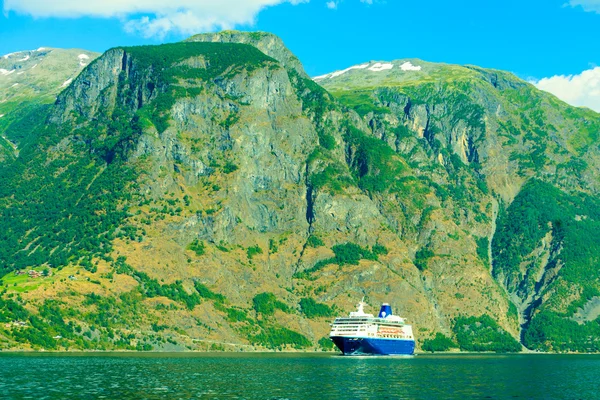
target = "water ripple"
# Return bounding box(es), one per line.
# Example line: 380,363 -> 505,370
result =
0,353 -> 599,399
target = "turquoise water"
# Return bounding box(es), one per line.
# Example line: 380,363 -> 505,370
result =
0,352 -> 598,399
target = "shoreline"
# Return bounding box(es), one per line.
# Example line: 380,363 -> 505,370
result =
1,349 -> 598,356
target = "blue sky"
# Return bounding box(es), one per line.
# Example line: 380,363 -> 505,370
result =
2,0 -> 600,110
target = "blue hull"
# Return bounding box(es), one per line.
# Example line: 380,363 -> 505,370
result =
331,336 -> 415,356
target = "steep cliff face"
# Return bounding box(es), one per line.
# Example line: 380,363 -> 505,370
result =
0,35 -> 598,352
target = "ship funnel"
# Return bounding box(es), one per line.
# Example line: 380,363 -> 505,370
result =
378,303 -> 392,318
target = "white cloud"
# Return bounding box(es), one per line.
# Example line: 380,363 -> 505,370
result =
3,0 -> 307,38
568,0 -> 600,13
533,67 -> 600,112
326,0 -> 376,10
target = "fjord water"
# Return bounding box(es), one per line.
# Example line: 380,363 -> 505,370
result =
1,353 -> 598,399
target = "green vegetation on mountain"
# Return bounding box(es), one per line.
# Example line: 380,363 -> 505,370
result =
194,283 -> 226,303
253,293 -> 290,316
422,333 -> 458,352
0,291 -> 154,351
414,247 -> 434,271
0,135 -> 139,273
187,240 -> 206,256
318,337 -> 335,350
299,298 -> 334,318
294,242 -> 383,279
250,326 -> 311,350
523,311 -> 600,352
493,179 -> 600,352
247,245 -> 264,260
453,315 -> 521,353
344,125 -> 409,193
306,235 -> 325,248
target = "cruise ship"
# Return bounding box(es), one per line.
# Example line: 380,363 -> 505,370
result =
329,300 -> 415,356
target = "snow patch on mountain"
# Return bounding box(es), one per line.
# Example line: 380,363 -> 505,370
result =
400,61 -> 422,71
78,54 -> 90,66
0,69 -> 16,76
314,63 -> 370,80
18,55 -> 30,62
330,63 -> 370,78
3,52 -> 21,59
62,78 -> 73,87
368,62 -> 394,72
314,60 -> 423,80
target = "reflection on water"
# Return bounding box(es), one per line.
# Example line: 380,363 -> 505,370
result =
0,352 -> 599,399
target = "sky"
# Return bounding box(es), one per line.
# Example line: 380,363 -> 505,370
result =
1,0 -> 600,111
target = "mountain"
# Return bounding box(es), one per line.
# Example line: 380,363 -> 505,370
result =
0,47 -> 100,162
317,58 -> 600,351
0,32 -> 599,353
